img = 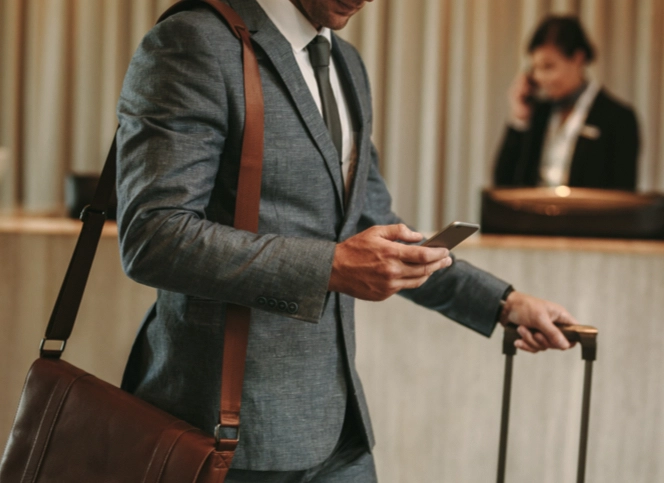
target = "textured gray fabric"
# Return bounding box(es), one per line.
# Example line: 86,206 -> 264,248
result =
224,452 -> 375,483
116,0 -> 510,472
224,403 -> 376,482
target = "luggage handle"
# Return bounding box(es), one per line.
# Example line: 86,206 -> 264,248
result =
503,323 -> 597,361
498,323 -> 598,483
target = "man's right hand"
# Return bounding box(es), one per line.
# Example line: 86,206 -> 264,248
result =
328,224 -> 453,301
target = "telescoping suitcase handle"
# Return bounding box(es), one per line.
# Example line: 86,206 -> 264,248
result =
497,323 -> 598,483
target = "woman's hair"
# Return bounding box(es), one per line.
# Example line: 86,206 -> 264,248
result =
528,15 -> 596,63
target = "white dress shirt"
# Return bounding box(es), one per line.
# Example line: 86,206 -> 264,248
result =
538,80 -> 601,187
255,0 -> 357,193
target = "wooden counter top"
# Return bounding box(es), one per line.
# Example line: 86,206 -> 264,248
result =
2,215 -> 664,254
460,233 -> 664,254
0,215 -> 118,237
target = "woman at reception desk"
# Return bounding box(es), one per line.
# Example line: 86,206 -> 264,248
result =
493,15 -> 639,191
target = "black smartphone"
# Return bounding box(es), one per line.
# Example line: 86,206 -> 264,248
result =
524,69 -> 539,105
422,221 -> 479,249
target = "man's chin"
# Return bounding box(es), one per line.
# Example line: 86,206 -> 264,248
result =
323,14 -> 353,30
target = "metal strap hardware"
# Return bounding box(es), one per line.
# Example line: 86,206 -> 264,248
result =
78,204 -> 107,222
214,423 -> 241,452
39,339 -> 67,358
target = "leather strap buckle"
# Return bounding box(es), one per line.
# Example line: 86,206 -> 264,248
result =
79,204 -> 107,222
214,424 -> 240,450
40,338 -> 66,358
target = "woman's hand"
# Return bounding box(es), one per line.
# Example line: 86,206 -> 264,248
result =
508,72 -> 534,126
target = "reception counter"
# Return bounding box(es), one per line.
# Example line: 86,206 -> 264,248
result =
1,216 -> 663,482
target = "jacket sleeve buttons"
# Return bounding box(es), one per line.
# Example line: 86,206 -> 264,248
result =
256,297 -> 298,315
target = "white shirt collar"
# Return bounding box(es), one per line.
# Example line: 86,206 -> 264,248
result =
256,0 -> 332,52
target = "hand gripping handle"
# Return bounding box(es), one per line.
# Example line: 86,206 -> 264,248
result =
503,323 -> 598,361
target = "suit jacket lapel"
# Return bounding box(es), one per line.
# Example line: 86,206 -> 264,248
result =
331,36 -> 368,129
568,89 -> 604,186
229,0 -> 346,213
331,35 -> 370,226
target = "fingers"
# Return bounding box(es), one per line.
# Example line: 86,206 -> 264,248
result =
379,257 -> 451,289
514,329 -> 554,353
537,317 -> 571,350
376,225 -> 453,278
371,224 -> 450,265
510,74 -> 529,101
377,224 -> 423,243
509,74 -> 532,122
504,292 -> 573,350
517,325 -> 547,352
329,224 -> 453,301
516,320 -> 569,351
514,339 -> 537,353
554,310 -> 578,327
399,244 -> 450,265
511,73 -> 527,92
533,331 -> 555,349
513,314 -> 574,352
401,257 -> 453,279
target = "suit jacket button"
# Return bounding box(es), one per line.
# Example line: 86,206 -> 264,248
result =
267,298 -> 277,309
287,302 -> 298,314
257,296 -> 267,306
278,300 -> 288,312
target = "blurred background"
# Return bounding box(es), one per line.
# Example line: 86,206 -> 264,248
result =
1,0 -> 663,227
1,0 -> 664,482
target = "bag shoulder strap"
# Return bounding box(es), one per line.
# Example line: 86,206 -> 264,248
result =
42,0 -> 264,449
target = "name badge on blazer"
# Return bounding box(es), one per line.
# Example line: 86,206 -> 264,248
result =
580,124 -> 601,140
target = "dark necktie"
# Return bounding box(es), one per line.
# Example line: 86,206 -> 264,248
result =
306,36 -> 343,162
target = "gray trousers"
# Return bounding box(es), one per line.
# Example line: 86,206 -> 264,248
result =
225,402 -> 377,483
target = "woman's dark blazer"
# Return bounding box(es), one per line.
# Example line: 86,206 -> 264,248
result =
493,89 -> 639,191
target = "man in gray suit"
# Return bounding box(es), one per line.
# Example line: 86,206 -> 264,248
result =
116,0 -> 577,481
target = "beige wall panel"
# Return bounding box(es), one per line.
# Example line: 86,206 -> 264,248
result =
466,0 -> 491,223
0,230 -> 155,451
0,0 -> 21,209
22,0 -> 70,212
607,0 -> 636,100
442,0 -> 471,224
414,0 -> 444,232
71,0 -> 104,173
381,0 -> 426,226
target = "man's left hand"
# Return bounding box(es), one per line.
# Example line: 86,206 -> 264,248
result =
500,291 -> 577,353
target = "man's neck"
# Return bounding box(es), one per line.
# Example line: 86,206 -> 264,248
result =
288,0 -> 322,30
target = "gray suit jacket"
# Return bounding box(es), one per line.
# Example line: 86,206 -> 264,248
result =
116,0 -> 510,471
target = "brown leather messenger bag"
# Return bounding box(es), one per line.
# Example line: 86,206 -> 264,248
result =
0,1 -> 263,481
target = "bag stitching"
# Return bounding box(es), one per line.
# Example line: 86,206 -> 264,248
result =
18,377 -> 60,483
23,371 -> 89,483
30,373 -> 89,483
191,448 -> 218,482
142,420 -> 191,483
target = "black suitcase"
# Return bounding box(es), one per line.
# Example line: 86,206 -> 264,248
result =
497,324 -> 598,483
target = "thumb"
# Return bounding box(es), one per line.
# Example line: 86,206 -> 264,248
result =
378,224 -> 423,243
